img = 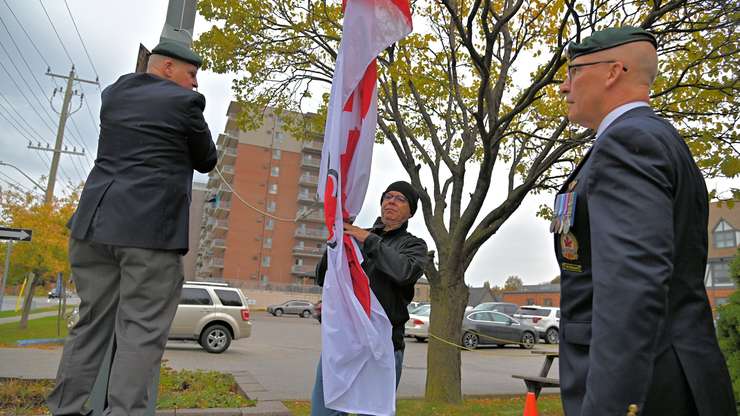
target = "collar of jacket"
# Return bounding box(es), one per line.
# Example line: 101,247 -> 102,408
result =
371,216 -> 409,237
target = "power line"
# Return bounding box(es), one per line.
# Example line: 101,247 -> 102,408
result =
80,84 -> 100,135
0,171 -> 34,194
37,0 -> 74,65
63,0 -> 100,88
0,53 -> 58,136
2,0 -> 50,68
0,91 -> 51,144
0,102 -> 41,144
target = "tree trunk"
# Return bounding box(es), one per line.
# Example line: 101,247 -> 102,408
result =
424,263 -> 469,403
18,272 -> 36,330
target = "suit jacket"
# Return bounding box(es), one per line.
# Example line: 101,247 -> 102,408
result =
554,107 -> 736,416
69,73 -> 217,253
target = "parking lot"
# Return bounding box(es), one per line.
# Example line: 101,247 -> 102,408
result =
161,311 -> 559,399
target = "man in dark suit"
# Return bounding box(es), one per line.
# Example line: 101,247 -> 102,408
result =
554,27 -> 736,415
47,40 -> 217,416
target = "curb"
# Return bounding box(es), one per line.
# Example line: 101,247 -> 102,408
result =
155,401 -> 292,415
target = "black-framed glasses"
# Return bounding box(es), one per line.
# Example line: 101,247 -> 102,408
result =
566,60 -> 628,79
382,193 -> 408,203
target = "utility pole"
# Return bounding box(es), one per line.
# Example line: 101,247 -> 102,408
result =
39,65 -> 98,204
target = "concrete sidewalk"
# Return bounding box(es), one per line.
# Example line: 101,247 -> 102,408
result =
0,311 -> 61,325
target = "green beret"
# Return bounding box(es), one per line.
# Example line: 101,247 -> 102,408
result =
151,39 -> 203,67
567,26 -> 657,60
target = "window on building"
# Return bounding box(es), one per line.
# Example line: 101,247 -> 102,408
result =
267,201 -> 276,213
297,240 -> 304,249
261,275 -> 269,283
295,258 -> 304,266
262,256 -> 271,267
271,166 -> 280,177
272,149 -> 281,160
269,183 -> 278,194
716,297 -> 729,306
714,220 -> 737,248
543,298 -> 553,306
265,218 -> 274,230
710,261 -> 732,286
263,237 -> 272,249
526,298 -> 535,305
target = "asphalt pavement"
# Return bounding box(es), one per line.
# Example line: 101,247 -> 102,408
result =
0,311 -> 559,401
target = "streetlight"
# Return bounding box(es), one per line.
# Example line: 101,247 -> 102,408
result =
0,161 -> 46,193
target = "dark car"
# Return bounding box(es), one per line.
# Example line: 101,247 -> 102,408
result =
461,311 -> 537,349
313,300 -> 322,323
469,302 -> 519,316
266,300 -> 315,318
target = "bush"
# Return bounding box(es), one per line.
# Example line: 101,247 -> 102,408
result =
716,248 -> 740,413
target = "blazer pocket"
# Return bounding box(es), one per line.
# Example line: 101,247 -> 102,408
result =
563,322 -> 591,345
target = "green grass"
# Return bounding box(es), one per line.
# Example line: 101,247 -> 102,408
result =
0,367 -> 254,415
0,316 -> 68,346
284,394 -> 564,416
0,306 -> 67,319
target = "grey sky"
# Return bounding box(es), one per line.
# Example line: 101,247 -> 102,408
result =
0,0 -> 583,288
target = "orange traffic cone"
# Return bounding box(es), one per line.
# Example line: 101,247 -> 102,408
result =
523,391 -> 538,416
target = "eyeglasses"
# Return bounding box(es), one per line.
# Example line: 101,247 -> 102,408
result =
566,60 -> 628,80
382,193 -> 408,203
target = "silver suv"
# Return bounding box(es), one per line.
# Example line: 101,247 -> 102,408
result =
514,306 -> 560,344
169,281 -> 252,353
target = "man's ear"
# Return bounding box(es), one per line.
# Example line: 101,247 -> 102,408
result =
162,59 -> 174,78
604,62 -> 625,88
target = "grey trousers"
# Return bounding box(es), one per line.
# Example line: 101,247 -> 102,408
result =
47,238 -> 184,416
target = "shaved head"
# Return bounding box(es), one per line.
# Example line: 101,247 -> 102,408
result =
146,53 -> 199,90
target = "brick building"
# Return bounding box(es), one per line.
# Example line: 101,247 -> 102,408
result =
705,200 -> 739,308
195,105 -> 326,285
503,284 -> 561,307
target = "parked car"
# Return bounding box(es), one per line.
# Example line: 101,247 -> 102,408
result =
267,300 -> 315,318
405,305 -> 431,342
514,305 -> 560,344
461,311 -> 537,349
68,281 -> 252,354
407,301 -> 429,313
470,302 -> 519,316
313,300 -> 322,323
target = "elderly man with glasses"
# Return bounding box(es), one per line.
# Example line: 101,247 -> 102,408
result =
553,26 -> 735,416
310,181 -> 429,416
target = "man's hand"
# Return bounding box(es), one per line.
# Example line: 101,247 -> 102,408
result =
343,223 -> 370,243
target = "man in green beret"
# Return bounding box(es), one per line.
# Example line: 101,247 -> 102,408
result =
553,26 -> 735,415
47,40 -> 216,416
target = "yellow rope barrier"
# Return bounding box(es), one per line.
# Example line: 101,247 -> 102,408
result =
427,329 -> 531,350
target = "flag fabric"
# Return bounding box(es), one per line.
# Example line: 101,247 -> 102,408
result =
317,0 -> 412,414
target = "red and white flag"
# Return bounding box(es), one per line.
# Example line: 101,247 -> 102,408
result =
318,0 -> 412,414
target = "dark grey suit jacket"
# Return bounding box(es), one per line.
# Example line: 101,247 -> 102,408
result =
554,107 -> 736,415
69,73 -> 217,254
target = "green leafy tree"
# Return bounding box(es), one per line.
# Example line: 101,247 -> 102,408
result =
504,275 -> 524,291
196,0 -> 739,403
717,248 -> 740,413
0,188 -> 80,288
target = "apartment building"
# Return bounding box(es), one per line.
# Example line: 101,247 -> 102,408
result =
195,104 -> 326,285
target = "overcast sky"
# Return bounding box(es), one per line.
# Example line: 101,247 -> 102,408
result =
1,0 -> 677,288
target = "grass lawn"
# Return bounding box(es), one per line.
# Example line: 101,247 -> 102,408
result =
0,316 -> 68,347
0,366 -> 254,415
284,394 -> 564,416
0,306 -> 67,319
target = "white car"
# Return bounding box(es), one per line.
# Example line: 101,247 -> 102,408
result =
514,306 -> 560,344
405,305 -> 430,342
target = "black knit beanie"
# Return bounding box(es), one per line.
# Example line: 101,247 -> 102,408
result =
380,181 -> 419,216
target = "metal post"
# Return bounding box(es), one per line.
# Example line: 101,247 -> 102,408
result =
0,242 -> 11,312
45,66 -> 76,204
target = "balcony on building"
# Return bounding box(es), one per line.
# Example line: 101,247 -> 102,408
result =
299,173 -> 319,187
219,146 -> 238,165
293,245 -> 324,258
297,192 -> 320,205
217,184 -> 233,201
216,133 -> 238,149
294,228 -> 329,240
210,219 -> 229,238
296,209 -> 324,223
291,264 -> 316,277
301,140 -> 323,154
300,156 -> 321,170
205,256 -> 225,269
210,238 -> 227,251
210,200 -> 231,219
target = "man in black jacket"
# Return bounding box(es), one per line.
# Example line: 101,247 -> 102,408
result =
47,40 -> 217,416
311,181 -> 429,416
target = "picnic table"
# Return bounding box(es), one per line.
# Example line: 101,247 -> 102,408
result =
512,350 -> 560,398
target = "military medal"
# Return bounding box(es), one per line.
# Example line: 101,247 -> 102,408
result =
550,189 -> 577,234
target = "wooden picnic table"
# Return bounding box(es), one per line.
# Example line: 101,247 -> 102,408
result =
512,350 -> 560,398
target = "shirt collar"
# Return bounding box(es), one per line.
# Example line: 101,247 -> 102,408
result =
596,101 -> 650,139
